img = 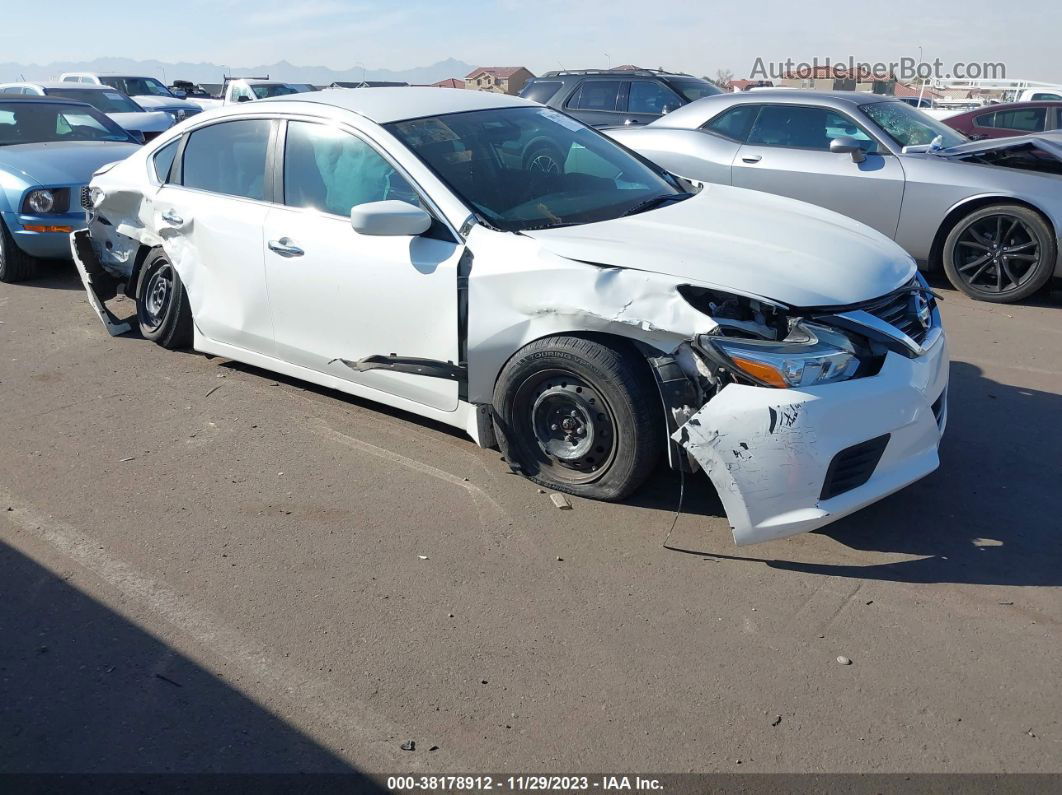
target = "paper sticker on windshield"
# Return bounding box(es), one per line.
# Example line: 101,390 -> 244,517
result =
539,108 -> 585,132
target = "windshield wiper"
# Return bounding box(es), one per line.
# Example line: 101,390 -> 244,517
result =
622,192 -> 692,217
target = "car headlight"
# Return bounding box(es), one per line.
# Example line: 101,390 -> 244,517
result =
25,188 -> 56,214
700,322 -> 861,389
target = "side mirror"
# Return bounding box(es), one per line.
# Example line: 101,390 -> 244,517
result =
350,200 -> 432,236
236,95 -> 251,103
172,90 -> 187,99
830,136 -> 867,163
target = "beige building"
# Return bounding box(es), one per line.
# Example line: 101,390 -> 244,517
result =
778,66 -> 894,94
464,66 -> 534,95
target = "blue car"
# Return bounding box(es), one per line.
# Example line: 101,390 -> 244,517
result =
0,96 -> 140,282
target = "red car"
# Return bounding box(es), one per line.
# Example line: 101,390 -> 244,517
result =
944,101 -> 1062,139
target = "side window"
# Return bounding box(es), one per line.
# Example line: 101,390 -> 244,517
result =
973,112 -> 997,128
627,81 -> 682,115
748,105 -> 875,151
990,108 -> 1047,132
152,138 -> 180,183
283,121 -> 418,216
181,119 -> 271,200
1031,92 -> 1062,101
703,104 -> 761,142
566,80 -> 622,112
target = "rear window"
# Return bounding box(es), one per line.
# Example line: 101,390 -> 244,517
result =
703,104 -> 761,142
153,138 -> 180,183
975,108 -> 1047,132
520,80 -> 563,104
566,80 -> 622,112
180,119 -> 271,200
667,78 -> 723,102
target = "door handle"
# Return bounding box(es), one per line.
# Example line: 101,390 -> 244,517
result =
267,237 -> 304,258
161,209 -> 184,225
741,154 -> 763,164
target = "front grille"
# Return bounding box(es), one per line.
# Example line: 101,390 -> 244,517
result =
820,434 -> 890,500
861,280 -> 933,345
79,185 -> 92,210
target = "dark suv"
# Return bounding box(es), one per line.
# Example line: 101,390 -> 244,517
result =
519,69 -> 722,128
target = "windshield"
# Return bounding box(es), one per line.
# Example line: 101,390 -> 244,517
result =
0,102 -> 135,145
252,84 -> 300,99
668,78 -> 723,102
46,88 -> 142,114
103,77 -> 173,98
862,101 -> 967,149
386,106 -> 685,232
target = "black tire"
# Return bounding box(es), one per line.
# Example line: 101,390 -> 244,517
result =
135,247 -> 193,349
0,217 -> 40,283
942,204 -> 1056,303
492,335 -> 663,501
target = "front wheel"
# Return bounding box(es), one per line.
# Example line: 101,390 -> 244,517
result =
492,335 -> 663,501
0,217 -> 39,283
942,204 -> 1056,303
135,247 -> 193,349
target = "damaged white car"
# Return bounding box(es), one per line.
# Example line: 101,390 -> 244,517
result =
72,88 -> 949,545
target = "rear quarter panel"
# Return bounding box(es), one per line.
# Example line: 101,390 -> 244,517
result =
607,127 -> 739,186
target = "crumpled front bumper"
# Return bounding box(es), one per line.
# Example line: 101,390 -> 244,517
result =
676,330 -> 949,545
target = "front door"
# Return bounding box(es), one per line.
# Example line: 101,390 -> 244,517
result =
263,120 -> 462,413
731,104 -> 906,239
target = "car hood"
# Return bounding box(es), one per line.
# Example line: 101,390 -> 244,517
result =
522,185 -> 916,307
108,111 -> 175,132
937,130 -> 1062,158
130,95 -> 200,113
0,141 -> 141,187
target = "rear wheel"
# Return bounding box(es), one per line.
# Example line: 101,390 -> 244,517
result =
0,217 -> 40,283
942,204 -> 1056,303
135,247 -> 193,349
492,335 -> 663,501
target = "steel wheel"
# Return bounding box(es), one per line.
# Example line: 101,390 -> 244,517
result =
512,368 -> 618,486
952,213 -> 1042,295
138,258 -> 174,333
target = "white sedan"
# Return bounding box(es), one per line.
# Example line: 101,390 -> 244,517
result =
73,88 -> 949,546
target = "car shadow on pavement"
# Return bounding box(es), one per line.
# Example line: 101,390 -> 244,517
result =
691,360 -> 1062,587
14,259 -> 85,291
0,540 -> 380,782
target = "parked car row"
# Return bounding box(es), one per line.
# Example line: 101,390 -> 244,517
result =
5,77 -> 1055,549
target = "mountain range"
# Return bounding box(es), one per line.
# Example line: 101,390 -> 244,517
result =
0,57 -> 478,86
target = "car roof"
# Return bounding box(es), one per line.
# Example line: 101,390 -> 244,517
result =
724,90 -> 896,106
0,95 -> 91,106
20,82 -> 114,90
950,100 -> 1062,116
260,86 -> 534,124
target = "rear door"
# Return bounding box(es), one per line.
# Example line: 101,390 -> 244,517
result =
732,103 -> 906,239
562,79 -> 626,128
261,119 -> 462,412
153,117 -> 276,354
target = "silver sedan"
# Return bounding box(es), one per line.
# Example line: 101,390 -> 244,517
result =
609,91 -> 1062,303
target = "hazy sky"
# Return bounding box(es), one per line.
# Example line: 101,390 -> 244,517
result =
3,0 -> 1061,82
